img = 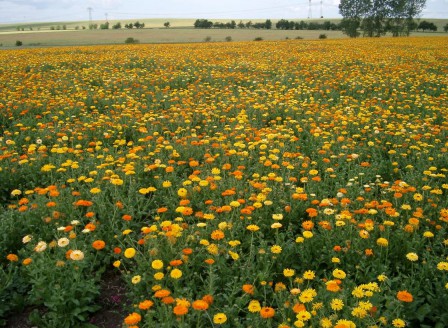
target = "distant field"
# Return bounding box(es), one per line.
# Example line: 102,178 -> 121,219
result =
0,18 -> 446,47
0,28 -> 348,47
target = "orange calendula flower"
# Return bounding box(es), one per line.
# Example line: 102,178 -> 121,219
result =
92,240 -> 105,250
192,300 -> 209,310
242,284 -> 255,294
211,229 -> 225,240
397,290 -> 413,302
260,306 -> 276,319
173,305 -> 189,316
124,312 -> 141,325
138,300 -> 154,310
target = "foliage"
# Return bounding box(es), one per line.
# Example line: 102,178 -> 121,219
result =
164,22 -> 170,28
339,0 -> 426,37
0,38 -> 447,327
15,40 -> 22,46
112,22 -> 122,29
194,19 -> 213,29
417,20 -> 438,31
124,37 -> 139,44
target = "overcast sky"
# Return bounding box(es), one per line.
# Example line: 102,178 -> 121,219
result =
0,0 -> 447,24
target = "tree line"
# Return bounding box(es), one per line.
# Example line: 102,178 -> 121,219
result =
339,0 -> 428,37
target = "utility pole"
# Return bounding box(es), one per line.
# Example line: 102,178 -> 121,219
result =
320,0 -> 323,18
87,7 -> 93,29
105,13 -> 108,23
308,0 -> 312,19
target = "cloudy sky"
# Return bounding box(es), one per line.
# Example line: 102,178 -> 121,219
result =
0,0 -> 447,24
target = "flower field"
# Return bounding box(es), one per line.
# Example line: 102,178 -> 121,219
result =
1,37 -> 447,328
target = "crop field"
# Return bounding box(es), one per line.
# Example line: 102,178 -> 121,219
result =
0,37 -> 447,327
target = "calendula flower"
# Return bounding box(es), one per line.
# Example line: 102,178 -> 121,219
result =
260,307 -> 275,318
397,290 -> 413,302
283,268 -> 295,277
131,275 -> 141,284
170,268 -> 182,279
406,252 -> 418,261
270,245 -> 282,254
124,248 -> 136,258
248,300 -> 261,312
247,224 -> 260,232
11,189 -> 22,196
192,300 -> 209,311
92,240 -> 105,250
124,312 -> 141,325
437,262 -> 448,271
392,318 -> 406,327
376,237 -> 389,247
34,241 -> 47,252
213,312 -> 227,324
332,269 -> 346,279
303,270 -> 315,280
138,300 -> 154,310
70,250 -> 84,261
6,254 -> 18,262
57,238 -> 70,247
151,259 -> 164,269
173,305 -> 188,316
330,298 -> 344,311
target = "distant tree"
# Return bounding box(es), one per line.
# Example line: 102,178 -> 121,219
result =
112,22 -> 122,29
418,20 -> 437,31
124,37 -> 139,44
194,19 -> 213,28
62,25 -> 67,30
133,21 -> 145,29
230,20 -> 236,29
444,23 -> 448,32
164,22 -> 170,28
15,40 -> 23,46
238,20 -> 245,28
339,0 -> 367,37
125,23 -> 133,29
265,19 -> 272,29
340,0 -> 426,37
245,21 -> 253,28
100,22 -> 109,29
387,0 -> 426,36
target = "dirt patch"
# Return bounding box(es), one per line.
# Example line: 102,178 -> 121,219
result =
88,269 -> 129,328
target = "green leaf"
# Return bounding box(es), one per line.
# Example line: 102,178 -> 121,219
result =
416,303 -> 432,322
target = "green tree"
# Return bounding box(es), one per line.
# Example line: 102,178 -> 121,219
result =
387,0 -> 426,36
339,0 -> 368,37
339,0 -> 426,37
444,23 -> 448,32
265,19 -> 272,29
164,22 -> 170,28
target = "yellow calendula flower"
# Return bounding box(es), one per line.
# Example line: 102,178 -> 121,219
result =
124,248 -> 136,258
151,259 -> 164,270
